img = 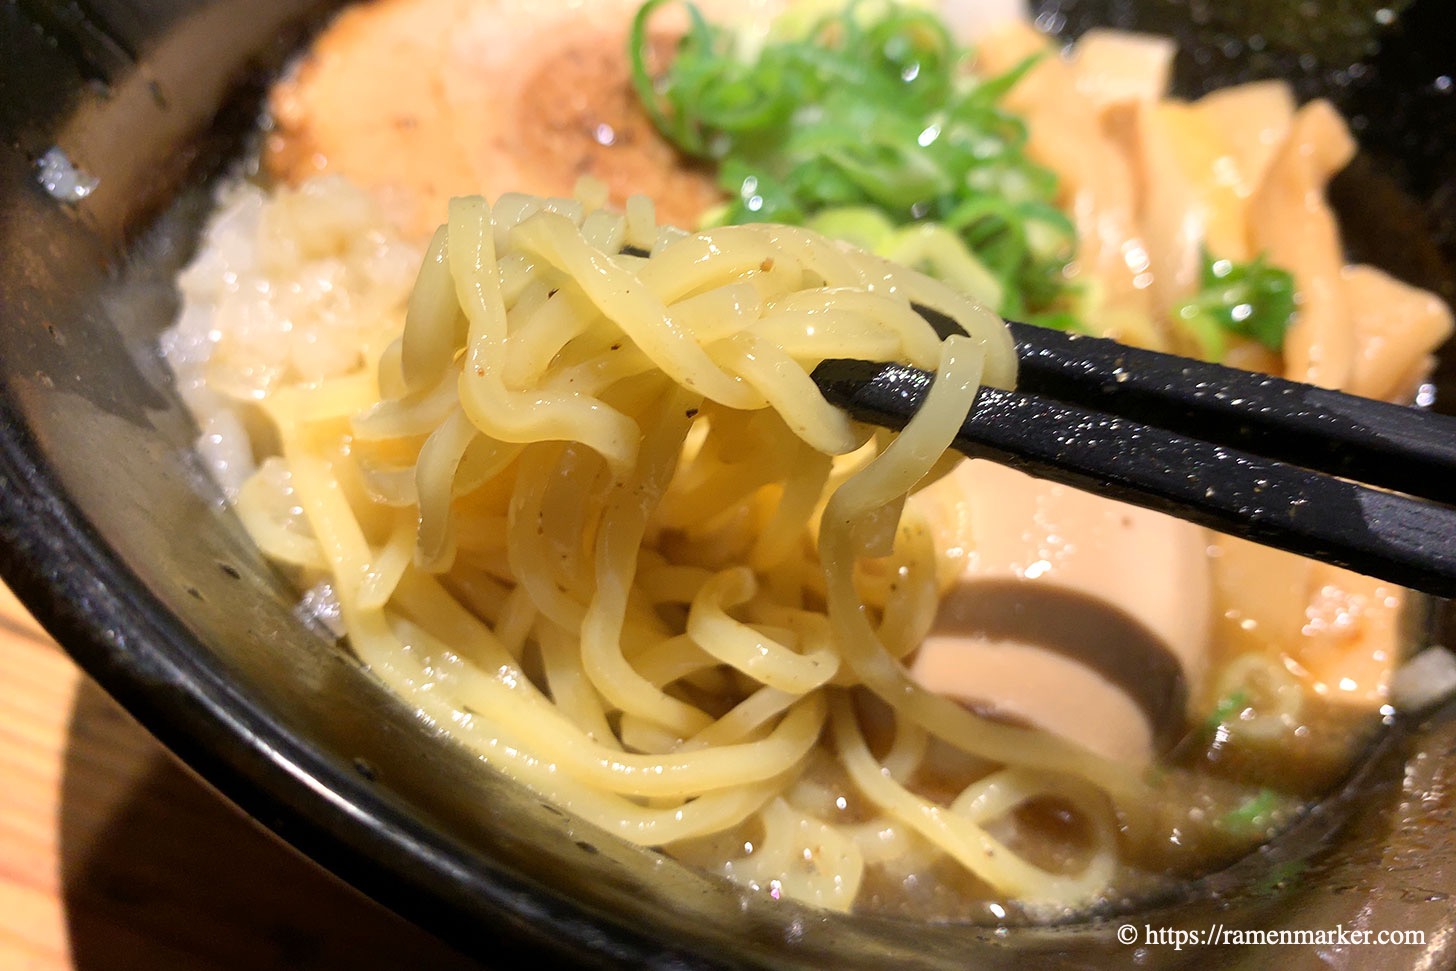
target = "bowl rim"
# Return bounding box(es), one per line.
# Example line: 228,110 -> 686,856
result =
0,409 -> 706,968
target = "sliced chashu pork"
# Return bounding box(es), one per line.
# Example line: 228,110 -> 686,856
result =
266,0 -> 790,237
911,460 -> 1212,765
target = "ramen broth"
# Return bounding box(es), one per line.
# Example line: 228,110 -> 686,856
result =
157,0 -> 1449,921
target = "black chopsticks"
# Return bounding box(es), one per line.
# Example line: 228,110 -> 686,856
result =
810,319 -> 1456,599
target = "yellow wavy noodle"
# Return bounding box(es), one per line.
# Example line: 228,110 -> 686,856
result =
229,183 -> 1159,914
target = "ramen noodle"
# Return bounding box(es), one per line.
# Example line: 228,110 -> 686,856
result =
163,0 -> 1454,921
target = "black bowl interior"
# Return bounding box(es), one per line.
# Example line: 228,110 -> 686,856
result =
3,1 -> 1456,968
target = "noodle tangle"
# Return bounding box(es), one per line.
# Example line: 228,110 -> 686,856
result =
234,186 -> 1134,912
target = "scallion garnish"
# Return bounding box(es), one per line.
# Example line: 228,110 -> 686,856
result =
629,0 -> 1078,322
1174,250 -> 1298,360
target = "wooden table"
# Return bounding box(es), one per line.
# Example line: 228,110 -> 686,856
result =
0,582 -> 485,970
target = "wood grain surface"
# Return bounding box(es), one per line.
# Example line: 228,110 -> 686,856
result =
0,582 -> 486,971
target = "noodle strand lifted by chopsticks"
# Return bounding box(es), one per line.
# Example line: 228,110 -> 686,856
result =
236,187 -> 1134,912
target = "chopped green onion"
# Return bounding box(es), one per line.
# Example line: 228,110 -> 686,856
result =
1173,250 -> 1298,359
629,0 -> 1078,321
1203,689 -> 1249,736
805,207 -> 1004,307
1219,788 -> 1283,837
1248,857 -> 1306,896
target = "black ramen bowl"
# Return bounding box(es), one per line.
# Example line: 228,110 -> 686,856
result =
2,1 -> 1455,967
